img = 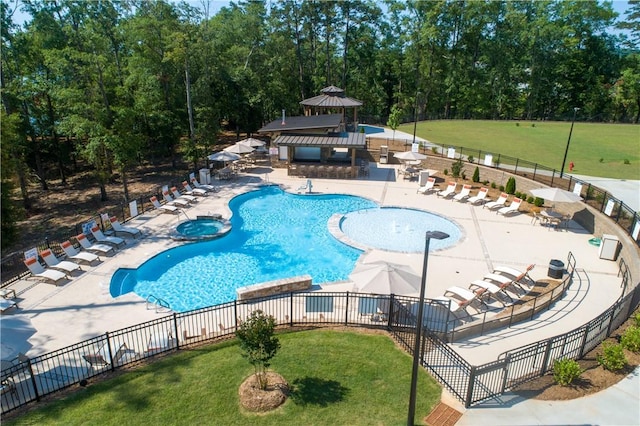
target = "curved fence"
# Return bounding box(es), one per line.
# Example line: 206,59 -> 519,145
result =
2,252 -> 636,414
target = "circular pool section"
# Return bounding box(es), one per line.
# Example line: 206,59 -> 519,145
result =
173,216 -> 231,241
339,207 -> 461,252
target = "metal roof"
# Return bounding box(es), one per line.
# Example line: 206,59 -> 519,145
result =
258,114 -> 343,133
275,132 -> 366,148
300,94 -> 363,107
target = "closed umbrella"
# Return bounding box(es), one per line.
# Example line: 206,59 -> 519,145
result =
1,315 -> 36,360
394,151 -> 427,161
530,188 -> 583,204
350,261 -> 422,296
238,138 -> 265,148
208,151 -> 241,162
223,143 -> 255,155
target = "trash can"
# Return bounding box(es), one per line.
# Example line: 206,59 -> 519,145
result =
548,259 -> 564,279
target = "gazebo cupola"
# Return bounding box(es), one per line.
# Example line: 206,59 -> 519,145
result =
300,86 -> 362,131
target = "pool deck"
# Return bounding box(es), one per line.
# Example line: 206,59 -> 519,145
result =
4,163 -> 634,421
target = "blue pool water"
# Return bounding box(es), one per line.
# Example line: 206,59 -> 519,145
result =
340,207 -> 461,252
176,218 -> 223,237
113,186 -> 376,312
358,124 -> 385,135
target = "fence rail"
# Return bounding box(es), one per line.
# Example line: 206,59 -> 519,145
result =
2,252 -> 636,414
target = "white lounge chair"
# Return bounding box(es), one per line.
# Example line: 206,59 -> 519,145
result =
190,176 -> 217,192
23,257 -> 67,285
417,177 -> 437,194
483,273 -> 525,296
436,182 -> 457,198
497,198 -> 522,216
83,341 -> 129,372
162,188 -> 190,208
76,233 -> 115,255
443,286 -> 485,310
484,192 -> 509,210
493,264 -> 535,291
60,240 -> 100,264
109,217 -> 142,238
468,187 -> 489,205
150,196 -> 179,214
145,333 -> 174,355
171,186 -> 198,203
40,249 -> 82,275
0,299 -> 18,313
453,184 -> 472,202
89,226 -> 126,248
468,280 -> 507,306
182,181 -> 207,196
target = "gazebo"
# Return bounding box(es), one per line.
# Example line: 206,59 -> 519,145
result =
300,86 -> 362,130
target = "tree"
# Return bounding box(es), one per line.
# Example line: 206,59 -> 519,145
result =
386,104 -> 401,139
472,166 -> 480,183
235,310 -> 281,390
505,176 -> 516,195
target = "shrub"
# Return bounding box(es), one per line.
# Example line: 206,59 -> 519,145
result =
527,196 -> 534,204
624,159 -> 630,165
431,146 -> 438,154
515,122 -> 520,127
482,180 -> 489,185
443,169 -> 448,175
461,172 -> 467,180
491,182 -> 496,189
599,158 -> 604,163
597,342 -> 627,371
634,312 -> 640,327
451,158 -> 464,178
472,167 -> 480,183
499,185 -> 505,192
505,177 -> 516,194
534,197 -> 544,207
620,326 -> 640,353
553,358 -> 583,386
467,155 -> 475,163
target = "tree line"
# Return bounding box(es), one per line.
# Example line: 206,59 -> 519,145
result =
1,0 -> 639,249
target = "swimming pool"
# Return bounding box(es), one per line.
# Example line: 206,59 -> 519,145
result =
112,186 -> 377,312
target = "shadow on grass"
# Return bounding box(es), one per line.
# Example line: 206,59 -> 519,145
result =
289,376 -> 349,407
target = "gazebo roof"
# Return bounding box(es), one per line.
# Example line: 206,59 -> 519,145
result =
274,132 -> 366,148
300,86 -> 363,108
258,114 -> 342,133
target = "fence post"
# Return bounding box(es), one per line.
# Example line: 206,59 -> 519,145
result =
464,365 -> 476,408
289,292 -> 294,326
386,294 -> 395,329
514,158 -> 519,174
532,164 -> 538,180
540,339 -> 554,376
578,324 -> 590,358
344,292 -> 349,326
173,313 -> 180,350
234,300 -> 239,329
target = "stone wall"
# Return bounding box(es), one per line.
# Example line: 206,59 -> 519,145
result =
236,275 -> 313,301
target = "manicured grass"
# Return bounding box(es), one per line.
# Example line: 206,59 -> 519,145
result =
398,120 -> 639,180
6,330 -> 441,425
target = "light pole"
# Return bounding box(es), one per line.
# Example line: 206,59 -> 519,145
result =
412,90 -> 422,146
407,230 -> 449,426
560,107 -> 579,178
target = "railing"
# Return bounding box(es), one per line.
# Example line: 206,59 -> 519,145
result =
2,253 -> 635,414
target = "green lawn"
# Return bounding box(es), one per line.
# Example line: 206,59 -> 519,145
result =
6,330 -> 441,425
398,120 -> 640,180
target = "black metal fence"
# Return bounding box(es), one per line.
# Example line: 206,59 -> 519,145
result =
2,253 -> 635,414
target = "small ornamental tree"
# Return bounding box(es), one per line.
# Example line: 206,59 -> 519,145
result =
505,177 -> 516,194
472,166 -> 480,183
387,105 -> 401,140
236,310 -> 281,390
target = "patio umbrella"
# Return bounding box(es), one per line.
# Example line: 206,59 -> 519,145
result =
207,151 -> 241,162
350,261 -> 422,296
0,315 -> 36,360
238,137 -> 265,148
530,187 -> 583,203
394,151 -> 427,161
223,143 -> 255,155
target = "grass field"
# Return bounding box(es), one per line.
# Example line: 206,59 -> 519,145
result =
5,330 -> 441,425
397,120 -> 639,180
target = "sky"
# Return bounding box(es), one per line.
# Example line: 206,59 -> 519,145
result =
7,0 -> 634,31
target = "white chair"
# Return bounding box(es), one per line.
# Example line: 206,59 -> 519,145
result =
182,181 -> 207,196
468,187 -> 489,205
76,233 -> 115,255
23,257 -> 67,285
190,176 -> 217,192
497,198 -> 522,216
150,196 -> 179,214
436,182 -> 457,198
109,217 -> 142,238
171,186 -> 198,203
453,184 -> 472,202
40,249 -> 82,275
89,226 -> 126,248
162,188 -> 190,208
417,177 -> 437,194
60,240 -> 100,264
484,192 -> 509,210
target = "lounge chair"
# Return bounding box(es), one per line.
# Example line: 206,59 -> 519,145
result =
171,186 -> 198,203
83,341 -> 129,372
468,187 -> 489,205
0,288 -> 17,300
417,177 -> 437,194
89,226 -> 126,248
23,257 -> 67,285
150,196 -> 179,214
484,192 -> 509,210
0,299 -> 18,314
468,280 -> 507,306
453,184 -> 472,202
436,182 -> 457,198
60,241 -> 99,265
443,286 -> 485,310
483,273 -> 526,296
162,188 -> 190,208
182,181 -> 208,197
40,249 -> 82,275
75,233 -> 115,255
109,217 -> 142,239
493,264 -> 535,290
433,296 -> 468,317
190,176 -> 218,192
497,198 -> 522,216
145,333 -> 174,355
